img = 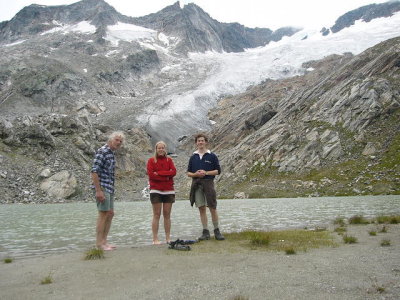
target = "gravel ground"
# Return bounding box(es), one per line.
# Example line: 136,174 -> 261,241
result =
1,224 -> 399,300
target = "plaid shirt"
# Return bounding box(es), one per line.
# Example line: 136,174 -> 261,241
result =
91,144 -> 116,194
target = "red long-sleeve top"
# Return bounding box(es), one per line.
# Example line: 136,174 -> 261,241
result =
146,156 -> 176,191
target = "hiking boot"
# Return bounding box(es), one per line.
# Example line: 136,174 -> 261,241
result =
198,229 -> 210,241
214,228 -> 225,241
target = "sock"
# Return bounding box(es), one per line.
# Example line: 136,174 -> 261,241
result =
213,221 -> 219,230
202,224 -> 209,230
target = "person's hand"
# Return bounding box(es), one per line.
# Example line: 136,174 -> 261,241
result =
196,170 -> 206,177
96,190 -> 105,203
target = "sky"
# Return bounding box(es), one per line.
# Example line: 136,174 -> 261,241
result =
0,0 -> 392,29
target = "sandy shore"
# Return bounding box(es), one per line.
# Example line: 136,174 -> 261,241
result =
1,224 -> 399,300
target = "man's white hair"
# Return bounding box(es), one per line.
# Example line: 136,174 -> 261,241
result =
108,131 -> 125,142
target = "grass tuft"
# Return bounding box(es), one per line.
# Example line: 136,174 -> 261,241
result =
380,239 -> 391,247
285,247 -> 296,255
343,235 -> 358,244
348,215 -> 369,225
249,231 -> 270,247
368,230 -> 377,236
333,217 -> 346,227
4,258 -> 13,263
40,273 -> 53,285
84,247 -> 105,260
376,286 -> 385,293
334,227 -> 347,234
379,226 -> 388,233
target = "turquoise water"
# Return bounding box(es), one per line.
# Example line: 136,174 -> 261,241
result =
1,195 -> 399,258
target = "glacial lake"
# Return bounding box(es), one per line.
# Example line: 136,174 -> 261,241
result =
1,195 -> 400,258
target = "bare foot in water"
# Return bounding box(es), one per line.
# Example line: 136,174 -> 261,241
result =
152,240 -> 162,245
99,245 -> 114,251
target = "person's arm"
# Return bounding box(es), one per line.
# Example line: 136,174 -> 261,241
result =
91,151 -> 105,202
91,172 -> 105,202
157,158 -> 177,177
212,153 -> 222,175
147,158 -> 169,181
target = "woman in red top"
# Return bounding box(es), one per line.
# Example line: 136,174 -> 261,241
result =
147,141 -> 177,244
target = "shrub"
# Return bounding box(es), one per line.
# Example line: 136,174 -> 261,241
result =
4,258 -> 13,263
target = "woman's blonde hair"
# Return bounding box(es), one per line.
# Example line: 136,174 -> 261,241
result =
153,141 -> 167,162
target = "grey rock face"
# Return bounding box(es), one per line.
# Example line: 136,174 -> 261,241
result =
0,113 -> 152,203
131,2 -> 299,53
204,37 -> 400,198
329,2 -> 400,34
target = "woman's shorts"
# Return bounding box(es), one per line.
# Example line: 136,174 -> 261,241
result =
150,193 -> 175,204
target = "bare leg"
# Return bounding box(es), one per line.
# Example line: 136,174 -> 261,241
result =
209,207 -> 219,225
152,203 -> 162,244
103,210 -> 114,247
96,211 -> 107,248
163,202 -> 173,243
199,206 -> 208,228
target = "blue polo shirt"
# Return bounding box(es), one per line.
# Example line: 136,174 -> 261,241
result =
187,150 -> 221,179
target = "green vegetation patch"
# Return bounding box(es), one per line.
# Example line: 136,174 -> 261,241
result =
225,229 -> 337,253
3,258 -> 13,263
348,215 -> 369,225
40,273 -> 53,285
380,239 -> 391,247
84,247 -> 105,260
343,234 -> 358,244
375,215 -> 400,224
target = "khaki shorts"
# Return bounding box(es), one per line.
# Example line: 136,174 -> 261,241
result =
96,189 -> 114,211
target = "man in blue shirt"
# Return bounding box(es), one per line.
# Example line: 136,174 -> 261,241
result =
187,133 -> 225,241
91,131 -> 125,251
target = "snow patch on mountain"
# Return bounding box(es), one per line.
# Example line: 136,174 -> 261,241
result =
40,21 -> 96,35
105,22 -> 157,46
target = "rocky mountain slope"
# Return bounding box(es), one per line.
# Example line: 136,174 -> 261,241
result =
203,37 -> 400,198
0,0 -> 399,203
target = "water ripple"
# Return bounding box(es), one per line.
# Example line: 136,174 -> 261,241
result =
0,195 -> 399,258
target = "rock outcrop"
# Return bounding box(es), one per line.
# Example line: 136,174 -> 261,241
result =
0,114 -> 152,203
200,37 -> 400,198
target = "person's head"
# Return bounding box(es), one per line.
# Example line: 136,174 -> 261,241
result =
107,131 -> 125,150
194,133 -> 208,149
154,141 -> 167,161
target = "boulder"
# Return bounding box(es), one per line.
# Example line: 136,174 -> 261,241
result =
40,170 -> 77,199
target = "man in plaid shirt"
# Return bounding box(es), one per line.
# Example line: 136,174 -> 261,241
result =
91,131 -> 125,251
